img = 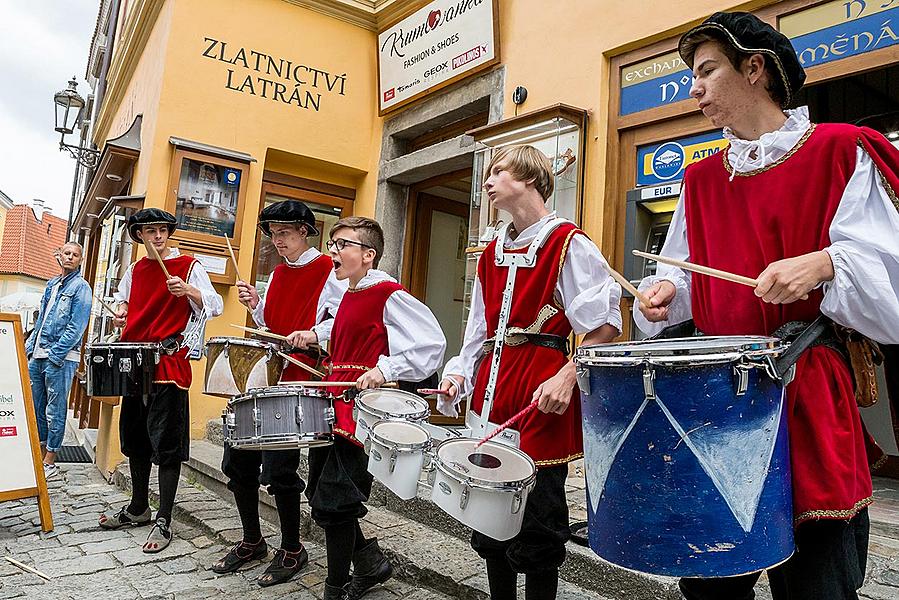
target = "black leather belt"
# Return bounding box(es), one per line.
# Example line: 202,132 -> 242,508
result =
482,332 -> 570,355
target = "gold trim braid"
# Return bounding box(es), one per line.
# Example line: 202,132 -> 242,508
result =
535,452 -> 583,467
723,124 -> 817,177
793,495 -> 873,525
858,138 -> 899,214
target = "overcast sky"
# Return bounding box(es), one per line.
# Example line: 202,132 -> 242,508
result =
0,0 -> 99,219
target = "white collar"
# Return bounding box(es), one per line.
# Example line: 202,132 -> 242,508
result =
725,106 -> 812,177
284,246 -> 321,267
352,269 -> 396,290
504,212 -> 559,250
162,248 -> 180,259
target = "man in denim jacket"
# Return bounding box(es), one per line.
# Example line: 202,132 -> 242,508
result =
25,242 -> 93,479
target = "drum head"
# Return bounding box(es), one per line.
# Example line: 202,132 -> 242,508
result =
372,420 -> 429,446
577,336 -> 782,366
437,438 -> 534,484
357,389 -> 428,418
247,385 -> 331,398
207,336 -> 269,349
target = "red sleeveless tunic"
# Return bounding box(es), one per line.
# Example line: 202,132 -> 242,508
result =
471,222 -> 584,467
683,123 -> 872,524
121,254 -> 196,390
263,256 -> 332,380
325,280 -> 403,444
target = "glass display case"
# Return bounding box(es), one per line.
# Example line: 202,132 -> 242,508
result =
462,104 -> 588,322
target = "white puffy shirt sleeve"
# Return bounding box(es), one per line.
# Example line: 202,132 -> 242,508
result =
312,271 -> 348,343
633,190 -> 694,336
113,264 -> 134,304
560,234 -> 623,334
187,262 -> 223,318
822,145 -> 899,344
251,271 -> 275,328
375,290 -> 447,383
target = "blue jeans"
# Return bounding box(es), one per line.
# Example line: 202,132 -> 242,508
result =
28,358 -> 78,453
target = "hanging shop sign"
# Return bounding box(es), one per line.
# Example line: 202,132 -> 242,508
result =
636,130 -> 728,187
378,0 -> 499,114
621,0 -> 899,116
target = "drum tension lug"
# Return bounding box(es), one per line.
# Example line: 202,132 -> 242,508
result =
460,484 -> 470,510
734,363 -> 751,396
511,490 -> 524,515
576,367 -> 590,396
642,364 -> 656,401
389,449 -> 398,474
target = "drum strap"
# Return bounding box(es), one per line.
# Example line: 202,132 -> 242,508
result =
482,333 -> 569,355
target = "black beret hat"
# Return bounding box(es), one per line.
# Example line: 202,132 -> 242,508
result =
679,11 -> 806,107
258,200 -> 319,238
127,208 -> 177,242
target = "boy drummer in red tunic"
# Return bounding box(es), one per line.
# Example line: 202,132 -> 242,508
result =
98,208 -> 223,553
636,12 -> 899,600
295,216 -> 445,600
438,145 -> 623,599
212,200 -> 347,586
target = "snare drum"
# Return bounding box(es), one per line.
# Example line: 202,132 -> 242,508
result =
204,337 -> 283,398
429,438 -> 536,541
85,342 -> 159,396
575,336 -> 792,577
353,389 -> 430,446
224,385 -> 334,450
366,420 -> 432,500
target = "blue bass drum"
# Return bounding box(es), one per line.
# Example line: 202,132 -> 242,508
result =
575,336 -> 793,577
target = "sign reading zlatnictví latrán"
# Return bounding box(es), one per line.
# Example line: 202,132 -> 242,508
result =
378,0 -> 497,113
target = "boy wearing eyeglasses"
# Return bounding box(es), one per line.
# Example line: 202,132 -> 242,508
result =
296,216 -> 446,600
212,200 -> 347,587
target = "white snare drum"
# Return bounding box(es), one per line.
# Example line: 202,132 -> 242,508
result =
353,389 -> 429,446
224,385 -> 334,450
429,438 -> 536,541
204,337 -> 283,398
366,420 -> 432,500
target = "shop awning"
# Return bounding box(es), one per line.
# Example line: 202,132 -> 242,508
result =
72,114 -> 142,235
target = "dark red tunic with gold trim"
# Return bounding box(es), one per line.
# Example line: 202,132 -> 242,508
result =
263,256 -> 332,381
325,280 -> 403,445
471,222 -> 584,467
683,123 -> 881,524
121,255 -> 196,390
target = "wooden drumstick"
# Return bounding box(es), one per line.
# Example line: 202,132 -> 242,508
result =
603,263 -> 651,309
475,399 -> 539,449
145,241 -> 172,280
632,250 -> 759,288
93,293 -> 118,317
4,556 -> 51,581
224,235 -> 244,283
277,351 -> 326,379
279,380 -> 399,389
231,324 -> 290,342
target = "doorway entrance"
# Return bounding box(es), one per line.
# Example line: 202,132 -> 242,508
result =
405,170 -> 472,375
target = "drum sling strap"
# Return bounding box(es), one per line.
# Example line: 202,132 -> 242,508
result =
475,218 -> 566,437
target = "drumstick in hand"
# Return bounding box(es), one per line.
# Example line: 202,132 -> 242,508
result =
224,235 -> 244,283
475,399 -> 539,448
279,380 -> 399,389
603,263 -> 651,309
231,324 -> 290,342
93,293 -> 118,317
632,250 -> 758,287
145,241 -> 172,279
277,351 -> 326,379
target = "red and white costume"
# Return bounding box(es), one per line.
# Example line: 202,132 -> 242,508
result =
116,249 -> 223,389
324,270 -> 446,444
442,214 -> 623,466
251,247 -> 346,381
635,107 -> 899,524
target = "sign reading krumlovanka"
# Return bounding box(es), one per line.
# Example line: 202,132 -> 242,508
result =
378,0 -> 498,113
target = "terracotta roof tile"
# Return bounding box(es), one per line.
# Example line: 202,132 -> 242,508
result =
0,205 -> 68,280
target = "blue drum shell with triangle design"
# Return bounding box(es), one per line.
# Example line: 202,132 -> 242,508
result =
578,356 -> 794,577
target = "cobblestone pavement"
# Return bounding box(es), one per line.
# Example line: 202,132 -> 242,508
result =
0,464 -> 447,600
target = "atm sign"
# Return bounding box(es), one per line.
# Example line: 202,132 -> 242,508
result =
637,130 -> 728,186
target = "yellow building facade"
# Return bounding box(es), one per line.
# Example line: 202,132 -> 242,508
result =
74,0 -> 899,475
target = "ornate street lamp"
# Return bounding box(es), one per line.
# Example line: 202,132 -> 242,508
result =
53,77 -> 99,168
